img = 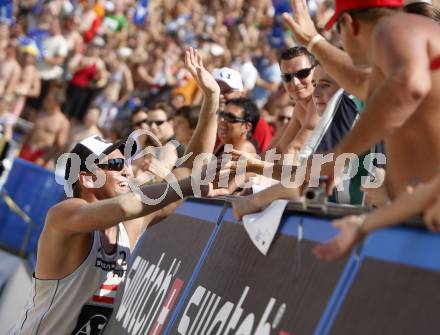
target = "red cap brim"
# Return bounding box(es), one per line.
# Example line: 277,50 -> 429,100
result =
324,13 -> 338,30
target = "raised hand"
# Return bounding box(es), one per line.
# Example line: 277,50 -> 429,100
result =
185,47 -> 220,97
313,215 -> 366,261
282,0 -> 320,46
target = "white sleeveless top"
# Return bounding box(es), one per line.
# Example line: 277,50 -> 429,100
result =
10,223 -> 130,335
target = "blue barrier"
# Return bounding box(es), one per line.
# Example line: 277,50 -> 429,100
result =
0,158 -> 64,257
106,199 -> 440,335
0,158 -> 439,334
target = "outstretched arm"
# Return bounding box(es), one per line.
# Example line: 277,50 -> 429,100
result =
283,0 -> 370,100
182,48 -> 220,168
47,169 -> 205,234
232,183 -> 301,220
314,173 -> 440,261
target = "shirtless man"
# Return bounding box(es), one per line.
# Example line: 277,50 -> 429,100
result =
10,48 -> 228,334
19,85 -> 70,168
12,46 -> 41,117
267,46 -> 320,157
283,0 -> 440,199
0,43 -> 22,107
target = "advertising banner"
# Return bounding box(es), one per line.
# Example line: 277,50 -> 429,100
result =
105,209 -> 221,335
170,215 -> 349,335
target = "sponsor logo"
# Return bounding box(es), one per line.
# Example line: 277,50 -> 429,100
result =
115,253 -> 184,335
178,285 -> 290,335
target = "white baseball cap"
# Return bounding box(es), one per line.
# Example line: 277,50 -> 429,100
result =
212,67 -> 244,92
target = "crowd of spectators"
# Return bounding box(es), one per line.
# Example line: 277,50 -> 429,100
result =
0,0 -> 340,175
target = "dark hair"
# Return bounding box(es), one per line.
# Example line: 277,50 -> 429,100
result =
131,106 -> 148,118
279,46 -> 316,67
175,105 -> 200,129
404,3 -> 440,22
226,98 -> 260,137
148,102 -> 175,119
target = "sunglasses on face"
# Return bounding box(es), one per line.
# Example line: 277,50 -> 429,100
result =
281,65 -> 316,83
218,111 -> 246,123
147,120 -> 166,126
133,118 -> 148,127
278,115 -> 291,122
97,158 -> 125,171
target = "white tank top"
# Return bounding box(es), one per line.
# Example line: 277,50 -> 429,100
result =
10,223 -> 131,335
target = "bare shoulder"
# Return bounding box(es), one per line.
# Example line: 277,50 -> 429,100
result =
235,141 -> 257,154
374,13 -> 433,42
46,198 -> 88,231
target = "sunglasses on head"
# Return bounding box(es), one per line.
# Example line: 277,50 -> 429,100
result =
97,158 -> 125,171
147,120 -> 166,126
218,111 -> 246,123
133,118 -> 148,127
278,115 -> 291,122
281,65 -> 316,83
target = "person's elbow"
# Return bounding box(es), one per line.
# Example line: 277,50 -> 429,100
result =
397,70 -> 431,105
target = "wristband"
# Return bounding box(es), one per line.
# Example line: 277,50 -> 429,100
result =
307,34 -> 325,53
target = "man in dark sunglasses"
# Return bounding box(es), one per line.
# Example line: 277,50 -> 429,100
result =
266,46 -> 321,157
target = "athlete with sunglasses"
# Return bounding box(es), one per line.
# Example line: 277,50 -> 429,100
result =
11,48 -> 229,334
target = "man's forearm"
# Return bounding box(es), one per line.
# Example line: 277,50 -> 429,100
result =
183,94 -> 219,168
312,40 -> 370,100
362,174 -> 440,234
121,176 -> 206,221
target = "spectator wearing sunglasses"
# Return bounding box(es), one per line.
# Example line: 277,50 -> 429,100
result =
267,46 -> 321,159
213,67 -> 273,153
215,98 -> 259,157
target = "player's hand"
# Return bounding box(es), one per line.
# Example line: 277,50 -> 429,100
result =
313,215 -> 366,261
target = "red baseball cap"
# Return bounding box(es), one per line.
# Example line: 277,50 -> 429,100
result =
324,0 -> 403,30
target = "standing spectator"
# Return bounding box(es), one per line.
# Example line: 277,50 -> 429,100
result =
251,45 -> 282,108
64,41 -> 107,121
66,106 -> 103,151
105,48 -> 134,108
12,44 -> 41,116
0,43 -> 22,108
19,85 -> 70,168
63,15 -> 84,57
27,18 -> 68,112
